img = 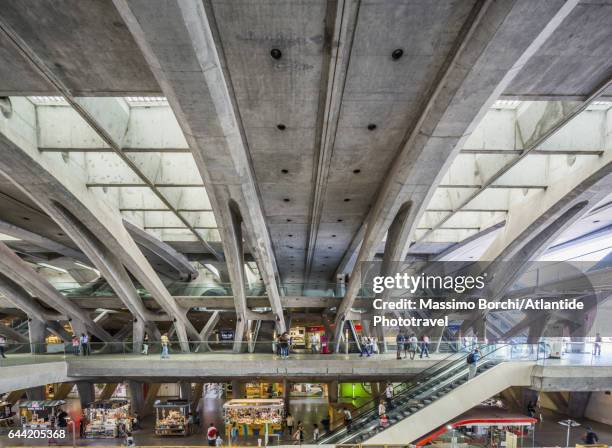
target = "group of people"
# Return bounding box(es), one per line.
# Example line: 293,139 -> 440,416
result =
395,333 -> 430,359
71,333 -> 90,356
359,335 -> 379,357
284,412 -> 319,444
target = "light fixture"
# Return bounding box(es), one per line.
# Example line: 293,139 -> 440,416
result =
367,124 -> 377,131
271,48 -> 282,59
391,48 -> 404,60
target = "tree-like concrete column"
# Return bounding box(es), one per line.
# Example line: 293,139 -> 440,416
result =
112,0 -> 287,335
0,241 -> 113,342
332,0 -> 579,350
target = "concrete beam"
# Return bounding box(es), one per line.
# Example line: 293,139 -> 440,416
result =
0,323 -> 28,343
0,242 -> 112,341
333,0 -> 580,348
0,97 -> 198,347
124,219 -> 198,281
112,0 -> 287,333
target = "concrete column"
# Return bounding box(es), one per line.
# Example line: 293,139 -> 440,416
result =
282,379 -> 290,412
129,381 -> 145,416
231,381 -> 245,399
328,381 -> 338,403
28,317 -> 46,354
133,318 -> 145,354
76,382 -> 95,408
180,382 -> 192,402
25,387 -> 45,401
567,392 -> 591,419
371,382 -> 380,400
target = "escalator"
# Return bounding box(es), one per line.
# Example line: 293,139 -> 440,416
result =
317,344 -> 532,445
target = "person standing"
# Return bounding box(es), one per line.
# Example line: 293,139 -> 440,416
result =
80,333 -> 90,356
396,333 -> 405,360
320,334 -> 329,354
408,334 -> 418,360
420,335 -> 430,358
343,408 -> 353,432
467,348 -> 481,379
378,400 -> 386,418
125,432 -> 135,446
310,333 -> 319,354
360,336 -> 370,357
71,335 -> 80,355
0,335 -> 7,358
230,422 -> 239,445
583,426 -> 599,445
141,334 -> 149,355
207,423 -> 218,446
215,434 -> 223,446
384,383 -> 394,409
160,333 -> 170,359
593,333 -> 602,356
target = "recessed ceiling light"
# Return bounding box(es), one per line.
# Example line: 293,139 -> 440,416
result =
331,235 -> 336,238
283,198 -> 290,202
281,169 -> 289,174
593,220 -> 600,223
367,124 -> 377,131
337,219 -> 343,222
288,234 -> 293,237
277,124 -> 286,131
288,246 -> 294,249
391,48 -> 404,60
271,48 -> 282,60
287,219 -> 292,222
344,198 -> 351,202
328,246 -> 332,249
353,169 -> 361,174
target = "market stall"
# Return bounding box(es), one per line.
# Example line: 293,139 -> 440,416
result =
83,399 -> 132,438
154,399 -> 190,436
223,398 -> 284,440
18,400 -> 65,430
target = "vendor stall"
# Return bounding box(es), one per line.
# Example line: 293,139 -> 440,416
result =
18,400 -> 65,430
83,399 -> 132,438
154,399 -> 190,436
223,398 -> 284,440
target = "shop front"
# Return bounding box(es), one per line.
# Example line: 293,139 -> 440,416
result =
83,399 -> 132,438
223,398 -> 284,442
154,399 -> 190,436
18,400 -> 65,430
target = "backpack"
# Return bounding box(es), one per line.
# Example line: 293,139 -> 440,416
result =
467,353 -> 475,364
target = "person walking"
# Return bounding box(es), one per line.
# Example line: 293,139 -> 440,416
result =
0,335 -> 7,359
360,336 -> 370,357
286,412 -> 294,437
141,334 -> 149,355
583,426 -> 599,445
313,423 -> 320,442
408,334 -> 418,360
396,333 -> 405,359
420,334 -> 430,358
593,333 -> 602,356
80,333 -> 90,356
215,434 -> 223,446
343,408 -> 353,432
467,348 -> 481,379
160,333 -> 170,359
207,423 -> 218,446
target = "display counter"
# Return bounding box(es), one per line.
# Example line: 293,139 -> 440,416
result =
84,399 -> 132,438
223,398 -> 284,439
18,400 -> 65,430
154,399 -> 190,436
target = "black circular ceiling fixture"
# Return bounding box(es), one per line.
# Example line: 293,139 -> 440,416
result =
353,169 -> 361,174
271,48 -> 282,59
367,123 -> 377,131
281,169 -> 289,174
277,124 -> 286,131
391,48 -> 404,60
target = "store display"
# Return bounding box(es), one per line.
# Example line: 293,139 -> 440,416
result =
154,400 -> 190,436
18,400 -> 65,430
223,399 -> 284,438
84,399 -> 132,438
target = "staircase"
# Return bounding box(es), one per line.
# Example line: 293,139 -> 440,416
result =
317,344 -> 534,445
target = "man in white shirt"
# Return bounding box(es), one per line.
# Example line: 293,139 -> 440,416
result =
0,335 -> 6,358
310,333 -> 319,353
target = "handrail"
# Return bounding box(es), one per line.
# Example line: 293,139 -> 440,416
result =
317,343 -> 526,444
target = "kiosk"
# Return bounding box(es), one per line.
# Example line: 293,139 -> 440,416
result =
83,399 -> 132,438
18,400 -> 65,430
223,398 -> 284,441
154,399 -> 190,436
